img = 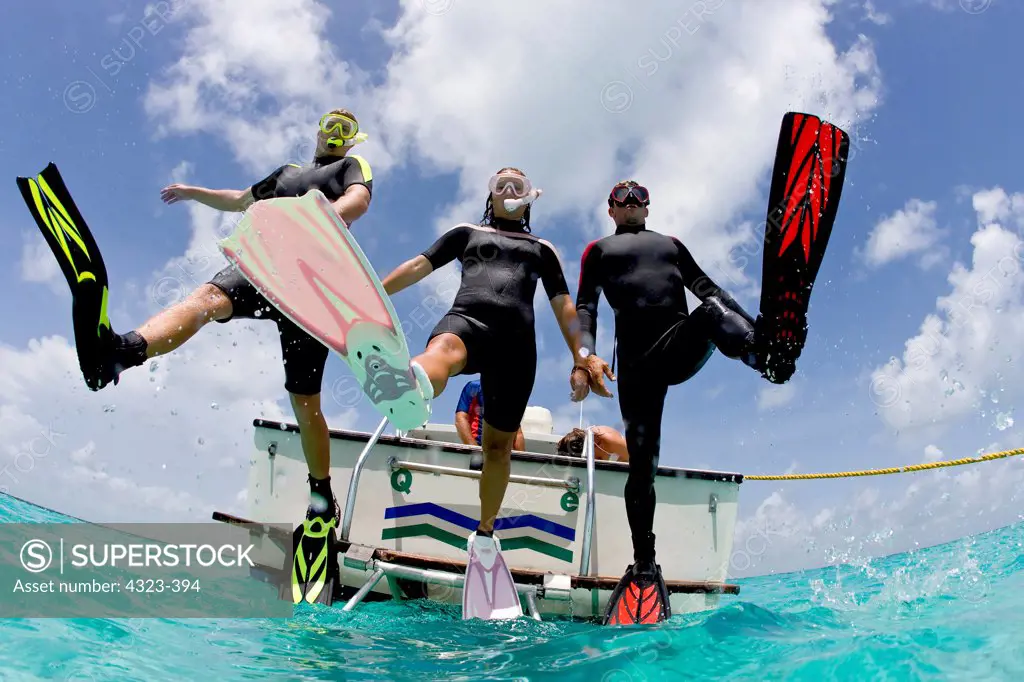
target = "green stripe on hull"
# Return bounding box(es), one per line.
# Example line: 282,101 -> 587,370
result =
382,525 -> 574,563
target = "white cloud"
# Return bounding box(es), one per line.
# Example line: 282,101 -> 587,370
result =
972,187 -> 1024,231
924,444 -> 943,461
863,1 -> 891,25
731,443 -> 1024,577
861,198 -> 946,269
142,0 -> 391,175
374,0 -> 882,299
757,381 -> 798,411
869,188 -> 1024,434
19,233 -> 63,295
2,202 -> 358,523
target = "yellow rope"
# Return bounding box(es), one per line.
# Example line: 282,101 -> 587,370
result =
745,447 -> 1024,481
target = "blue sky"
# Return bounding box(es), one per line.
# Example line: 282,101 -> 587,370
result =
2,0 -> 1024,576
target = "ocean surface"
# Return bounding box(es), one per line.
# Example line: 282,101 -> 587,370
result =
1,492 -> 1023,681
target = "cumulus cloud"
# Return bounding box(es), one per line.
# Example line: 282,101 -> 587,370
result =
143,0 -> 390,174
731,442 -> 1024,577
757,382 -> 798,411
2,195 -> 358,523
19,234 -> 63,294
863,1 -> 892,25
374,0 -> 881,301
861,198 -> 946,269
869,188 -> 1024,434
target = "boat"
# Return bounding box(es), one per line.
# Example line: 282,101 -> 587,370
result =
213,405 -> 744,621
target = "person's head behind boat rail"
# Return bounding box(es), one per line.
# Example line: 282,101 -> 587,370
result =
557,428 -> 586,458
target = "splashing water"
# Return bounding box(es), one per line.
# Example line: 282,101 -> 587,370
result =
2,496 -> 1024,680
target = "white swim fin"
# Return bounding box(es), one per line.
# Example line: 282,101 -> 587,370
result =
462,532 -> 523,620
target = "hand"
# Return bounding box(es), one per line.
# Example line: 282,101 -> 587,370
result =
569,355 -> 616,401
570,367 -> 590,402
160,184 -> 198,205
583,355 -> 616,398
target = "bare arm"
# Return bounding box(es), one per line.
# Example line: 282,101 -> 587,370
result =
331,184 -> 371,225
549,293 -> 586,369
382,255 -> 434,296
160,184 -> 251,212
455,412 -> 474,445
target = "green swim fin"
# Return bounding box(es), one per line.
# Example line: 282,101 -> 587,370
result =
15,162 -> 117,390
291,515 -> 340,605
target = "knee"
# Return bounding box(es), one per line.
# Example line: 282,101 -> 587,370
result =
481,429 -> 515,463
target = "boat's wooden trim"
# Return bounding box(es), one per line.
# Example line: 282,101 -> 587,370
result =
251,419 -> 744,484
213,511 -> 740,595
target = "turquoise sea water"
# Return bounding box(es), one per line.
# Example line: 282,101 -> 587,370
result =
1,493 -> 1023,681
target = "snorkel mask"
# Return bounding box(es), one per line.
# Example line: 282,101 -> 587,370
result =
489,171 -> 543,211
315,111 -> 369,156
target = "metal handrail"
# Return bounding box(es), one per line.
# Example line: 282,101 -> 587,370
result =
340,417 -> 390,542
577,427 -> 597,576
388,458 -> 580,492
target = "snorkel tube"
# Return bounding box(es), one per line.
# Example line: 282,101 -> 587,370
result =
503,188 -> 543,211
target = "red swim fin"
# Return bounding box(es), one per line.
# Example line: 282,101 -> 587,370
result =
603,563 -> 671,626
755,112 -> 850,384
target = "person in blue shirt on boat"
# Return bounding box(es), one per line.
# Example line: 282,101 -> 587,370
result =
455,380 -> 525,450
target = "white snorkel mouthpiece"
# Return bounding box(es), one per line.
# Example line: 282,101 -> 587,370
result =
504,188 -> 543,211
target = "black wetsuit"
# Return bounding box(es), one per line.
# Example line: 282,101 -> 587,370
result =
422,219 -> 570,433
575,223 -> 756,563
209,155 -> 373,395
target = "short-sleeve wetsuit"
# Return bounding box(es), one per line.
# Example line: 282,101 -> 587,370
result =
422,218 -> 570,433
575,222 -> 757,563
208,154 -> 373,395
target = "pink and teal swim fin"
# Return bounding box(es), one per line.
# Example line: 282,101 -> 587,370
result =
462,532 -> 523,621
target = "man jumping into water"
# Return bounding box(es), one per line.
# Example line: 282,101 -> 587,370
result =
570,180 -> 772,625
100,109 -> 372,542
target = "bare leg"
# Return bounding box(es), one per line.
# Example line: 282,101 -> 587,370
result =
513,428 -> 525,452
136,284 -> 233,358
289,392 -> 331,480
477,423 -> 518,533
411,333 -> 468,397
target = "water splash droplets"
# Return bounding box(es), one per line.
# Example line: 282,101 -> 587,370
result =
210,402 -> 219,410
102,404 -> 116,413
995,412 -> 1014,431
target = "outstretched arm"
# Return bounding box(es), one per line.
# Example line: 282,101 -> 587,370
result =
382,224 -> 471,296
382,255 -> 433,296
160,184 -> 252,212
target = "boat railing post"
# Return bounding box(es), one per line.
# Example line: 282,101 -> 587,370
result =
340,416 -> 390,542
577,427 -> 597,577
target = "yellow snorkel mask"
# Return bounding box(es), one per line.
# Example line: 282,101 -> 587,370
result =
315,111 -> 369,156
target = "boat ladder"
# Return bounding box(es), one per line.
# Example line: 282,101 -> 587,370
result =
337,418 -> 600,621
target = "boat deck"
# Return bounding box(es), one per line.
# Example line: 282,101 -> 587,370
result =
213,511 -> 740,596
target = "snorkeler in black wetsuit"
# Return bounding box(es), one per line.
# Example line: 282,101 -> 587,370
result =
571,180 -> 763,625
97,108 -> 372,517
383,167 -> 587,619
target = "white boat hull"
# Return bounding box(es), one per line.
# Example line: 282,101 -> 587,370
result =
240,418 -> 743,619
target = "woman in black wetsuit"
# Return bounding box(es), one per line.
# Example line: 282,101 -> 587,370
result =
382,167 -> 587,549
